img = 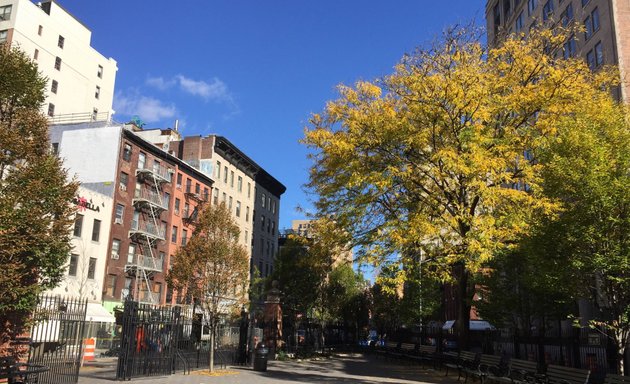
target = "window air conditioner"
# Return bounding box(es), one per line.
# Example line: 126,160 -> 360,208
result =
111,253 -> 119,260
114,218 -> 123,224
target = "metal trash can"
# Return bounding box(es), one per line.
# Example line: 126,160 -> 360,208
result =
253,344 -> 269,372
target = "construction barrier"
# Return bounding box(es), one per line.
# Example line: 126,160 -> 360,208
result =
83,337 -> 96,363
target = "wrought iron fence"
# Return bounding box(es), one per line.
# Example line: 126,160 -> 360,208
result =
28,295 -> 88,384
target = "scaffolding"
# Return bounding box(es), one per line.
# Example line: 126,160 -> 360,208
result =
125,162 -> 171,304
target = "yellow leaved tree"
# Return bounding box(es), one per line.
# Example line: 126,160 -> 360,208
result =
303,27 -> 618,348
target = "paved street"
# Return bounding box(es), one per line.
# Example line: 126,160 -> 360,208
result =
78,354 -> 461,384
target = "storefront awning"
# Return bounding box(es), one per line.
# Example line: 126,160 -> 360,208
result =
85,302 -> 116,323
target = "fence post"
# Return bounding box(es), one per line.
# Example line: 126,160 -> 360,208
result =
571,326 -> 581,368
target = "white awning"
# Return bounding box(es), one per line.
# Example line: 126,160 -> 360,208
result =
85,302 -> 116,323
442,320 -> 495,331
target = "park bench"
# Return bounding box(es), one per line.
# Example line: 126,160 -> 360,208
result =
488,358 -> 539,384
375,341 -> 399,360
445,350 -> 479,380
441,351 -> 461,375
543,364 -> 590,384
604,373 -> 630,384
463,354 -> 505,384
417,344 -> 438,368
398,343 -> 420,363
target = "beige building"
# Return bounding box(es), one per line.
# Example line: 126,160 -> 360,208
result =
485,0 -> 630,102
134,129 -> 286,281
0,0 -> 117,120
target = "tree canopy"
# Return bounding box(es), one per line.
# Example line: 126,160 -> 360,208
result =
0,45 -> 77,354
302,27 -> 619,346
167,202 -> 249,371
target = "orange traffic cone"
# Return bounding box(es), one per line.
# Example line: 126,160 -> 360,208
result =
83,337 -> 96,363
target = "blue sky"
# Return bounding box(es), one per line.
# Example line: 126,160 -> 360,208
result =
58,0 -> 486,230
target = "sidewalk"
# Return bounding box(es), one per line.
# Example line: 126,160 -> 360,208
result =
78,353 -> 462,384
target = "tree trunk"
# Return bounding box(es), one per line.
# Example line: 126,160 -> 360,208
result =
209,323 -> 215,373
456,266 -> 471,351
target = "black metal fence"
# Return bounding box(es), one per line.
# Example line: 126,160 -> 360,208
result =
28,295 -> 88,384
116,300 -> 241,380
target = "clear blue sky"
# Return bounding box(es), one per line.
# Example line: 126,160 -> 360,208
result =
58,0 -> 486,230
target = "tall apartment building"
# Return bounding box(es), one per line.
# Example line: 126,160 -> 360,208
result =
485,0 -> 630,102
50,122 -> 214,312
134,130 -> 286,282
0,0 -> 117,120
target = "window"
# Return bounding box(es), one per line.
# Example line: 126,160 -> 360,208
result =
542,0 -> 554,21
591,7 -> 600,33
245,230 -> 248,244
203,187 -> 209,201
106,275 -> 117,297
123,143 -> 132,161
115,204 -> 124,223
595,41 -> 603,67
186,178 -> 191,193
237,176 -> 242,192
34,49 -> 39,60
267,196 -> 271,210
68,254 -> 78,276
515,11 -> 524,33
228,196 -> 233,211
38,25 -> 43,35
92,108 -> 98,121
528,0 -> 537,16
152,159 -> 161,174
119,172 -> 128,191
54,57 -> 61,70
246,206 -> 250,222
0,5 -> 12,21
271,221 -> 275,236
493,3 -> 501,35
272,201 -> 276,214
261,215 -> 265,230
87,258 -> 96,279
213,189 -> 219,205
222,192 -> 227,202
47,103 -> 55,117
132,211 -> 139,229
563,36 -> 576,59
195,183 -> 200,194
174,198 -> 180,215
261,193 -> 266,208
171,226 -> 178,243
223,166 -> 228,183
182,229 -> 188,246
51,80 -> 58,94
230,171 -> 234,187
0,30 -> 6,44
163,192 -> 170,208
560,3 -> 573,27
267,218 -> 271,233
138,152 -> 146,169
216,161 -> 221,179
57,35 -> 64,49
127,243 -> 136,263
236,201 -> 241,217
73,214 -> 83,237
247,183 -> 251,198
176,173 -> 182,188
184,202 -> 190,218
92,219 -> 101,242
51,142 -> 59,155
95,86 -> 100,99
97,65 -> 103,78
111,239 -> 121,257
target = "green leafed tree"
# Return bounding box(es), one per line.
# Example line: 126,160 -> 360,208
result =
167,202 -> 249,372
535,100 -> 630,375
302,27 -> 618,348
0,44 -> 78,355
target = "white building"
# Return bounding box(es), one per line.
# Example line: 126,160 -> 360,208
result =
47,186 -> 116,323
0,0 -> 117,121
